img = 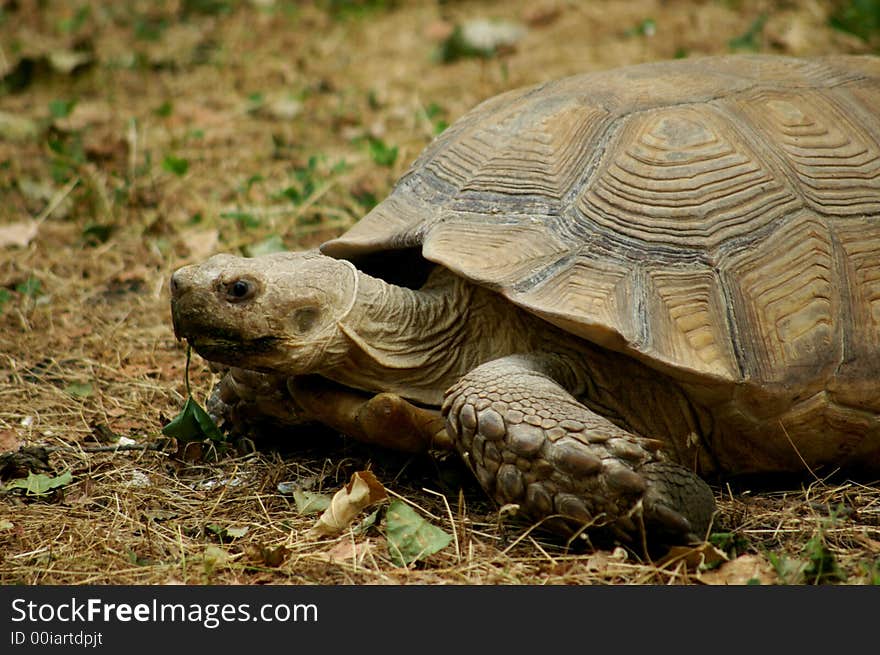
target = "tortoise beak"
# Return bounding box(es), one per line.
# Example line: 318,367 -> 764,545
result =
169,268 -> 191,342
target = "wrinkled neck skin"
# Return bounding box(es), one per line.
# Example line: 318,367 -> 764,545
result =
315,267 -> 575,406
307,265 -> 708,469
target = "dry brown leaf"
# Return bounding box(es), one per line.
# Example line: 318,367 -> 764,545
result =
0,221 -> 38,248
0,429 -> 21,454
657,542 -> 728,571
320,537 -> 379,564
181,228 -> 219,262
308,470 -> 388,538
698,554 -> 778,585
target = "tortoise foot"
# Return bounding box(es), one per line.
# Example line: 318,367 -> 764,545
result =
442,356 -> 715,545
208,368 -> 306,435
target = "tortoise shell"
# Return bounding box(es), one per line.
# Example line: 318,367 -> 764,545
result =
322,55 -> 880,463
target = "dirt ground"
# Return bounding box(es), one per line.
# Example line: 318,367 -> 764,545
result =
1,0 -> 879,585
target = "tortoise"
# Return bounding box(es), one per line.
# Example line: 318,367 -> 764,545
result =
169,54 -> 880,547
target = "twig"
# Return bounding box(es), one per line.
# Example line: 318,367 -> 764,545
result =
42,442 -> 169,454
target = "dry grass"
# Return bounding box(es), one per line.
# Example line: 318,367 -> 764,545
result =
1,0 -> 879,585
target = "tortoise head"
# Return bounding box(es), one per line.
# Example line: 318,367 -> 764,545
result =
169,251 -> 359,374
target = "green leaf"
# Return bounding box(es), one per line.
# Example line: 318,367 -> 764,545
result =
162,395 -> 225,442
829,0 -> 880,42
5,471 -> 73,495
803,532 -> 847,584
64,381 -> 93,398
292,489 -> 332,515
206,523 -> 249,540
728,14 -> 767,52
385,499 -> 452,566
0,288 -> 10,313
154,101 -> 173,117
243,234 -> 286,257
15,276 -> 41,297
367,137 -> 398,167
625,18 -> 656,37
220,210 -> 261,229
49,98 -> 76,119
162,154 -> 189,177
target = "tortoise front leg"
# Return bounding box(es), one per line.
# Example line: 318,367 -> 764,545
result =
209,369 -> 450,453
288,376 -> 451,453
208,368 -> 306,433
441,354 -> 715,546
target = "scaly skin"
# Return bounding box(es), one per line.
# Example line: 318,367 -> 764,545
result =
171,251 -> 716,547
441,355 -> 714,543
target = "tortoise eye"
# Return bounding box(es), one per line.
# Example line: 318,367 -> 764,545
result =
225,279 -> 256,302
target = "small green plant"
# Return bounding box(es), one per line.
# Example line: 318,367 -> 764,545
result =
352,188 -> 378,212
801,531 -> 846,584
0,288 -> 11,314
830,0 -> 880,46
366,136 -> 398,167
435,25 -> 493,63
181,0 -> 233,16
626,18 -> 657,37
133,15 -> 168,41
154,100 -> 173,117
162,154 -> 189,177
49,98 -> 76,119
278,156 -> 320,205
220,210 -> 260,229
729,14 -> 767,51
320,0 -> 393,20
424,102 -> 449,134
47,129 -> 85,184
16,276 -> 42,297
57,5 -> 91,34
860,559 -> 880,584
162,346 -> 226,444
709,531 -> 750,559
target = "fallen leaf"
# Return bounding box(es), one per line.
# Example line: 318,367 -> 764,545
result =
47,49 -> 93,75
249,543 -> 289,568
658,542 -> 729,571
308,471 -> 388,537
0,519 -> 13,530
0,111 -> 40,141
64,381 -> 93,398
4,470 -> 73,496
460,18 -> 526,53
243,234 -> 286,257
293,489 -> 332,515
321,537 -> 378,564
698,554 -> 779,585
181,228 -> 219,262
202,544 -> 230,567
0,221 -> 38,248
206,524 -> 249,541
385,499 -> 452,566
0,429 -> 20,453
